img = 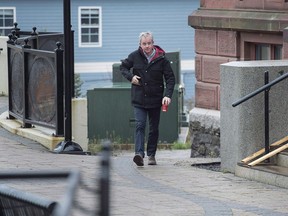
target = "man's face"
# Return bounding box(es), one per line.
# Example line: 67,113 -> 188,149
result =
140,36 -> 154,55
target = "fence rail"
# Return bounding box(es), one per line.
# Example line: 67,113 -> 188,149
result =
7,27 -> 65,136
0,141 -> 111,216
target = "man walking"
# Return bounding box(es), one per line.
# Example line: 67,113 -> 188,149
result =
120,31 -> 175,166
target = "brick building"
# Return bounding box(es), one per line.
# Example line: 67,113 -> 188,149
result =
189,0 -> 288,110
188,0 -> 288,157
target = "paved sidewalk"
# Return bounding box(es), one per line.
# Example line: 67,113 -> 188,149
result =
0,96 -> 288,216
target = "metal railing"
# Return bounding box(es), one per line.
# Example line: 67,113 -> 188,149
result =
0,141 -> 111,216
0,170 -> 79,216
232,70 -> 288,155
7,22 -> 79,150
6,23 -> 66,136
7,40 -> 64,136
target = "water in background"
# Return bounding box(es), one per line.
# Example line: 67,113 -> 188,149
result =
79,70 -> 195,109
79,73 -> 113,93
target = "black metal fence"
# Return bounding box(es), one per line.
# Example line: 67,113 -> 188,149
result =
7,24 -> 66,136
0,140 -> 111,216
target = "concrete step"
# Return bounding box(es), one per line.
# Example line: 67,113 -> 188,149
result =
235,163 -> 288,189
277,151 -> 288,167
235,146 -> 288,189
235,149 -> 288,188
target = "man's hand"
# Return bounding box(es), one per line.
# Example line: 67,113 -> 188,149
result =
162,97 -> 171,105
131,75 -> 141,85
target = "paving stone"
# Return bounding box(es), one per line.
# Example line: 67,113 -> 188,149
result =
0,96 -> 288,215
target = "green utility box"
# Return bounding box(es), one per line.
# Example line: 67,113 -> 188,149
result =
87,83 -> 180,143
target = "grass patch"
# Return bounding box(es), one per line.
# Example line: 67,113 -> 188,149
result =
88,142 -> 103,155
171,142 -> 190,150
88,139 -> 191,155
88,139 -> 134,155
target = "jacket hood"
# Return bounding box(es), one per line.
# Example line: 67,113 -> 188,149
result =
153,45 -> 165,55
139,45 -> 165,61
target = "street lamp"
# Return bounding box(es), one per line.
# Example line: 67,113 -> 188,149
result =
53,0 -> 84,154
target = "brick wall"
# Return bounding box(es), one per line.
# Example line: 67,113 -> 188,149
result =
194,29 -> 239,110
201,0 -> 288,10
189,2 -> 288,111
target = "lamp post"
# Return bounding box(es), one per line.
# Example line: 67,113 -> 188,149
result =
53,0 -> 83,154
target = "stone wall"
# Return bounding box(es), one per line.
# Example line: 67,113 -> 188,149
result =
220,60 -> 288,173
189,108 -> 220,158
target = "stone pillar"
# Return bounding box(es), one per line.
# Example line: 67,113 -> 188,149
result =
220,60 -> 288,173
0,37 -> 8,95
72,98 -> 88,151
283,27 -> 288,59
189,29 -> 239,158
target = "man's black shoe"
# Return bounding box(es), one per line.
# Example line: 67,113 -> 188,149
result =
133,154 -> 144,166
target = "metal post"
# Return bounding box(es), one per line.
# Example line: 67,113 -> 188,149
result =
22,40 -> 32,128
7,39 -> 16,120
71,31 -> 75,97
53,0 -> 83,153
63,0 -> 72,142
264,71 -> 270,155
100,140 -> 111,216
55,42 -> 64,136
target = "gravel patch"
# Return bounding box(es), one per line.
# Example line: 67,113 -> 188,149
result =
191,162 -> 221,172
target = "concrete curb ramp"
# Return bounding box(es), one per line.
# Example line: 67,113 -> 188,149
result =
0,111 -> 63,151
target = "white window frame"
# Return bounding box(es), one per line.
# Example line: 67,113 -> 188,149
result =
0,7 -> 16,36
78,6 -> 102,48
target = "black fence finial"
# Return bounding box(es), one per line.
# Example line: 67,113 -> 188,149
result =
12,22 -> 20,37
7,34 -> 15,45
56,41 -> 62,50
11,30 -> 18,42
31,27 -> 38,36
23,39 -> 31,49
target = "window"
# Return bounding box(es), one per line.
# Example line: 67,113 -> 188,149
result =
274,45 -> 282,60
255,44 -> 270,60
255,44 -> 282,60
0,8 -> 15,36
78,7 -> 102,47
242,33 -> 283,61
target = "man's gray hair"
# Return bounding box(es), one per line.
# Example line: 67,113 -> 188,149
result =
139,31 -> 154,44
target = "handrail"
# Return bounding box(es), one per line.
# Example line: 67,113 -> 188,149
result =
232,70 -> 287,107
232,70 -> 288,157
